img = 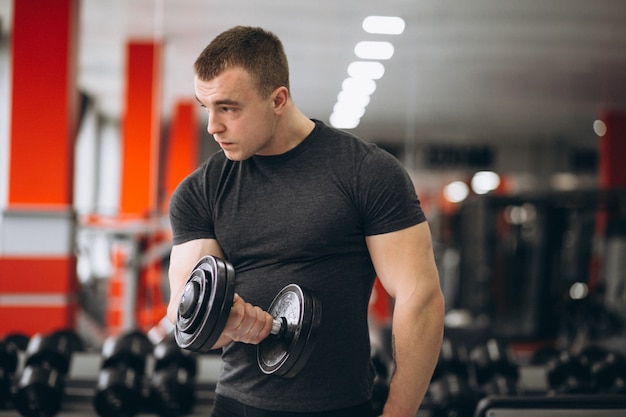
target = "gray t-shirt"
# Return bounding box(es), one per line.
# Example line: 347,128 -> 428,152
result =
169,120 -> 425,412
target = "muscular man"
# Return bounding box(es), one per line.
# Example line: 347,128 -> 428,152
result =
167,26 -> 444,417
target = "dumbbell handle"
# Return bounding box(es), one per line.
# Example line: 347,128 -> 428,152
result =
270,317 -> 287,336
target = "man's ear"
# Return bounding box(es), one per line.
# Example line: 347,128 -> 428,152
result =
272,86 -> 289,114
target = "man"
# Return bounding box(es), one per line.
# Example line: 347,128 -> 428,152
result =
167,26 -> 444,417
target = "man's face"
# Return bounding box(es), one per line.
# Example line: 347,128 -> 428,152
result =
194,66 -> 278,161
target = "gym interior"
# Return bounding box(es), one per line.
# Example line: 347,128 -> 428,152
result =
1,1 -> 626,416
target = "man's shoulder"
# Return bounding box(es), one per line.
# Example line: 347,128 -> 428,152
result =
312,119 -> 376,154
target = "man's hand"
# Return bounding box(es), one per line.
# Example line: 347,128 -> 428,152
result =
221,293 -> 274,344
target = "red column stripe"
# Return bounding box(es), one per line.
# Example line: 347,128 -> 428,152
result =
8,0 -> 78,207
119,41 -> 162,217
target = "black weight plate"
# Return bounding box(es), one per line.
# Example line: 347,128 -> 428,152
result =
175,256 -> 236,353
257,284 -> 322,378
176,274 -> 208,334
200,257 -> 236,351
175,256 -> 221,352
174,266 -> 214,350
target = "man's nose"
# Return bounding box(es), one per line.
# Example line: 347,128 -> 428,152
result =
207,114 -> 224,135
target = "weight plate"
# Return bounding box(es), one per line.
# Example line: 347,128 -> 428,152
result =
203,257 -> 236,350
175,256 -> 235,353
257,284 -> 322,378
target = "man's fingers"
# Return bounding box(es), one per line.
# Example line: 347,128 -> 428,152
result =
224,296 -> 273,344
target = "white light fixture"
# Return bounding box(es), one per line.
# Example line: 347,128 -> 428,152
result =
347,61 -> 385,80
471,171 -> 501,195
354,41 -> 395,60
330,16 -> 404,129
330,112 -> 360,129
443,181 -> 470,203
333,101 -> 366,120
337,90 -> 371,108
341,77 -> 377,96
362,16 -> 405,35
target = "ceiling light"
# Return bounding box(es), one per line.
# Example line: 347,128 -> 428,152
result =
347,61 -> 385,80
354,41 -> 395,60
362,16 -> 405,35
333,101 -> 366,119
471,171 -> 501,194
341,78 -> 377,96
443,181 -> 470,203
330,113 -> 360,129
337,90 -> 371,108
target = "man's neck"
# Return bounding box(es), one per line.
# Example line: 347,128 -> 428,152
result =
274,105 -> 315,153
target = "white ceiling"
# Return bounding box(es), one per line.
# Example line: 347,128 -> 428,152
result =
2,0 -> 626,148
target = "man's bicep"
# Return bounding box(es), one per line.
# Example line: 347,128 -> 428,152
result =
365,222 -> 440,302
170,239 -> 223,279
167,238 -> 224,322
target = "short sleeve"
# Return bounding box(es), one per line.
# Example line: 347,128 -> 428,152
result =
168,166 -> 216,245
357,147 -> 426,236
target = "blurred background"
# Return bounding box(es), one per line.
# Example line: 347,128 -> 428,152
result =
1,1 -> 626,416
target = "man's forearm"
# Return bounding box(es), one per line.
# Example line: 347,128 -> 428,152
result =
381,292 -> 445,417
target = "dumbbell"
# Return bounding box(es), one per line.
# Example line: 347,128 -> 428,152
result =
370,346 -> 393,416
174,255 -> 322,378
544,349 -> 593,394
3,333 -> 30,351
14,329 -> 83,417
0,339 -> 19,408
427,338 -> 477,417
93,331 -> 153,417
432,338 -> 469,382
575,345 -> 626,394
468,338 -> 520,396
148,340 -> 197,417
591,349 -> 626,394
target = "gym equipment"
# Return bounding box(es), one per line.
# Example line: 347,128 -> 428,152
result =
93,366 -> 144,417
572,345 -> 626,394
148,340 -> 197,417
590,350 -> 626,394
545,349 -> 593,394
23,332 -> 76,375
3,333 -> 29,351
432,338 -> 469,381
370,347 -> 393,416
469,338 -> 518,386
426,338 -> 477,417
469,338 -> 519,397
14,365 -> 64,417
428,373 -> 477,417
174,255 -> 322,378
13,329 -> 83,417
93,331 -> 153,417
474,394 -> 626,417
100,330 -> 153,375
0,339 -> 19,408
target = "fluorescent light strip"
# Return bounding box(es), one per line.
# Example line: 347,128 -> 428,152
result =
354,41 -> 395,60
337,90 -> 371,108
330,16 -> 403,129
347,61 -> 385,80
342,78 -> 377,96
362,16 -> 405,35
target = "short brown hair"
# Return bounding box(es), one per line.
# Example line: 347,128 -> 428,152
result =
194,26 -> 290,98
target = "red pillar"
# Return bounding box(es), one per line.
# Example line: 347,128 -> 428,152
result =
106,40 -> 165,334
0,0 -> 79,337
8,0 -> 78,206
164,100 -> 199,207
119,41 -> 162,218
